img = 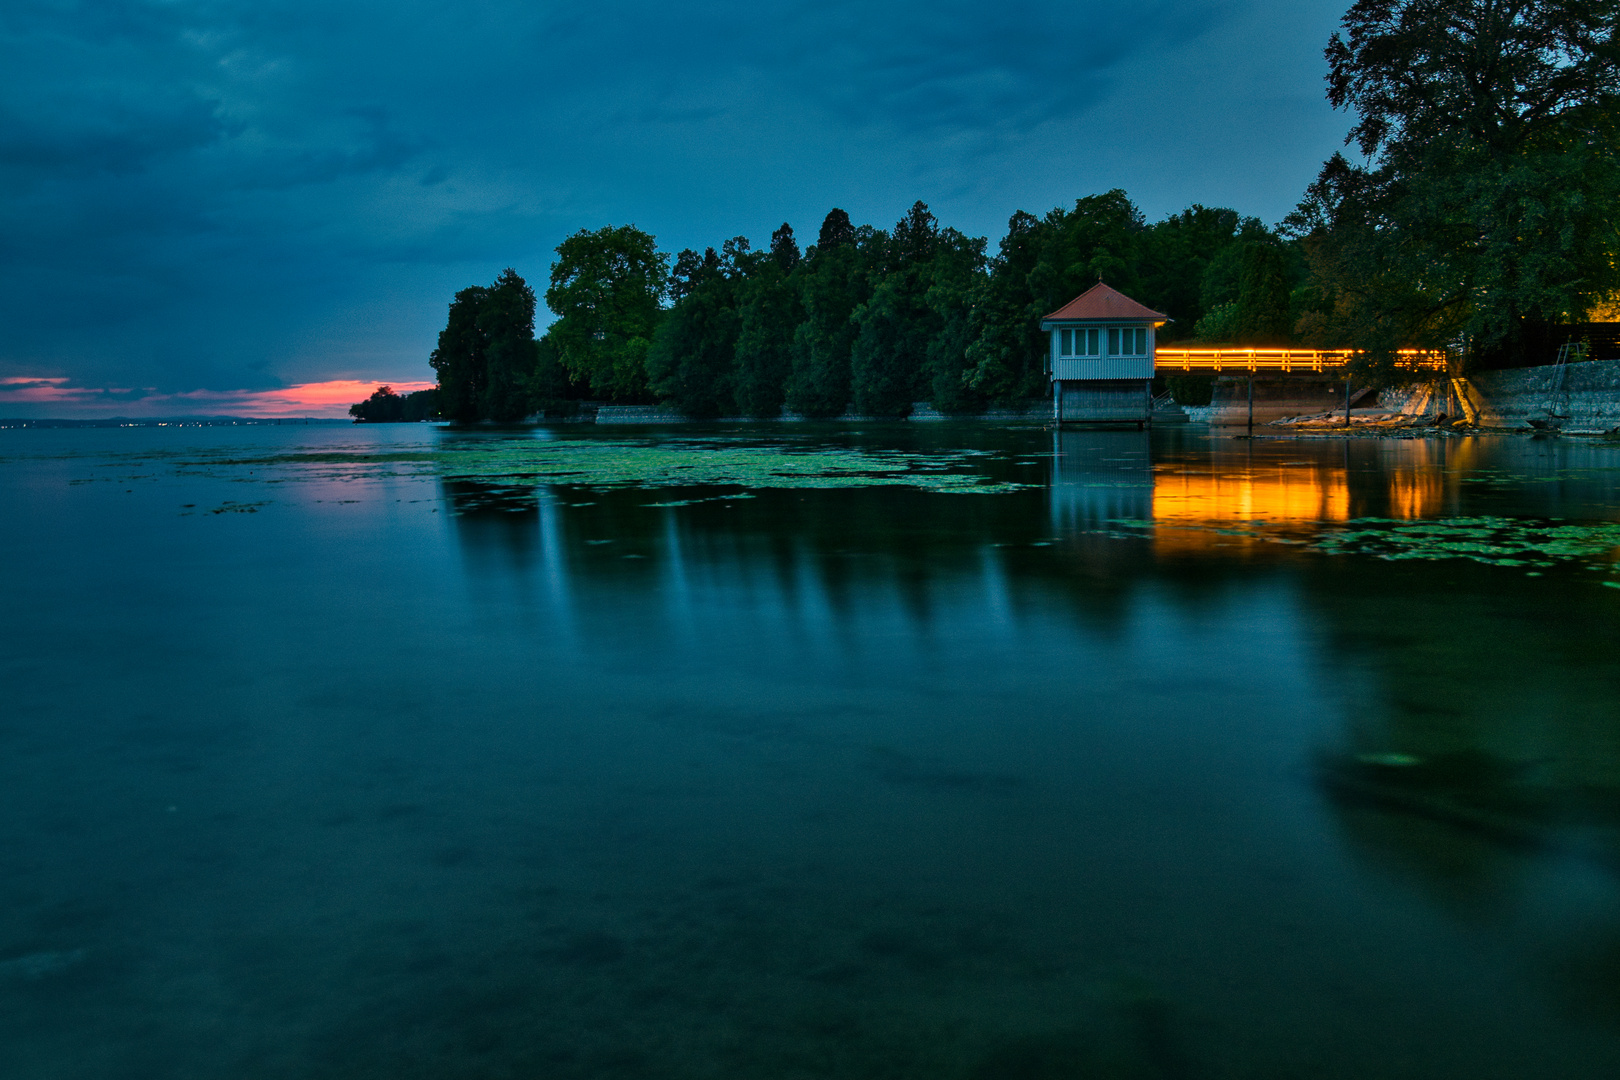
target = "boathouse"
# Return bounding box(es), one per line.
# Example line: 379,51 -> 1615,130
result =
1041,282 -> 1167,425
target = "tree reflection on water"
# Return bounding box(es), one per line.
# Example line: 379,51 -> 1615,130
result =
440,425 -> 1620,1046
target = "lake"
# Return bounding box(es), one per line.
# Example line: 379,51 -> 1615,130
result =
3,421 -> 1620,1079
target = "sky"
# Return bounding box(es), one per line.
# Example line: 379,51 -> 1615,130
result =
0,0 -> 1357,417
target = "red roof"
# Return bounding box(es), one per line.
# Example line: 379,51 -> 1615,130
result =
1043,282 -> 1167,322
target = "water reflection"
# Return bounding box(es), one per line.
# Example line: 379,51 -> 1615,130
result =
1045,431 -> 1453,558
16,422 -> 1620,1076
1047,430 -> 1154,530
428,429 -> 1620,1072
435,427 -> 1620,649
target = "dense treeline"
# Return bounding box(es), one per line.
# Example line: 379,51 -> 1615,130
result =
423,192 -> 1306,421
401,0 -> 1619,421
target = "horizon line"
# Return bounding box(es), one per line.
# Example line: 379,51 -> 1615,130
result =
0,378 -> 437,420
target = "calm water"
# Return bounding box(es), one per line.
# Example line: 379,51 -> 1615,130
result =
4,422 -> 1620,1079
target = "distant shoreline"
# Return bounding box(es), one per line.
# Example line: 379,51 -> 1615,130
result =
0,417 -> 351,429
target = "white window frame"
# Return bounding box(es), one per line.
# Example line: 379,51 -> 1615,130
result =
1055,326 -> 1103,358
1102,325 -> 1149,357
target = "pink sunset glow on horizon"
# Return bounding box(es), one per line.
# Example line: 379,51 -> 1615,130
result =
0,377 -> 437,419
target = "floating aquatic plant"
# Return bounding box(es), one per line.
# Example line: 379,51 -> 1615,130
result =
1093,512 -> 1620,575
1315,516 -> 1620,568
51,436 -> 1033,495
428,440 -> 1028,494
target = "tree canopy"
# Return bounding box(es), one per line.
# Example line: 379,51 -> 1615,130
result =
646,242 -> 748,418
403,193 -> 1306,422
545,225 -> 668,402
784,211 -> 871,417
428,269 -> 537,422
1287,0 -> 1620,372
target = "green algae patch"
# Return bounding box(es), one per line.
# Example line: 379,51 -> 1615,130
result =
1315,517 -> 1620,569
431,440 -> 1028,494
164,437 -> 1031,495
1094,511 -> 1620,575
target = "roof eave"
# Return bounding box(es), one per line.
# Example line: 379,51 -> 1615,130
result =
1040,316 -> 1170,329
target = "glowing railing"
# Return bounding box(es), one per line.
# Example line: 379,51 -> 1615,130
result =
1152,347 -> 1447,372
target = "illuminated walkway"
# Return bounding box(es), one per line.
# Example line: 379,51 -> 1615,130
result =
1154,347 -> 1447,373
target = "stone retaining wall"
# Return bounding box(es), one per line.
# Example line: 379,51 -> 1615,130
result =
587,402 -> 1052,424
1463,360 -> 1620,431
1367,361 -> 1620,431
538,366 -> 1620,431
1168,361 -> 1620,431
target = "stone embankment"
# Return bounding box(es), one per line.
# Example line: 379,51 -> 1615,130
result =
1461,360 -> 1620,431
1205,359 -> 1620,434
528,360 -> 1620,431
577,402 -> 1052,424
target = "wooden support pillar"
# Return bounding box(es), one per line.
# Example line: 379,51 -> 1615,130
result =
1344,378 -> 1352,428
1247,375 -> 1254,433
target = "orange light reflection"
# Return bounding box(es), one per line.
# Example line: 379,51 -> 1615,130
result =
1151,466 -> 1349,553
1385,471 -> 1445,520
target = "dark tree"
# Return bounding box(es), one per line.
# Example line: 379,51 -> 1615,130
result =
963,210 -> 1050,403
546,225 -> 668,401
1233,243 -> 1295,344
848,282 -> 914,417
922,230 -> 991,414
769,223 -> 801,273
427,269 -> 538,422
817,208 -> 856,250
1327,0 -> 1619,162
646,242 -> 752,418
400,387 -> 441,421
478,268 -> 539,422
786,218 -> 870,417
523,334 -> 577,417
844,207 -> 995,416
669,248 -> 706,302
890,201 -> 941,267
1195,223 -> 1269,315
349,385 -> 441,422
1138,206 -> 1269,340
1288,0 -> 1620,370
734,254 -> 803,418
851,202 -> 957,417
430,285 -> 491,422
349,385 -> 405,422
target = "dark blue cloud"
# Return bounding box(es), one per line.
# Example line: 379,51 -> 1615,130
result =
0,0 -> 1349,407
